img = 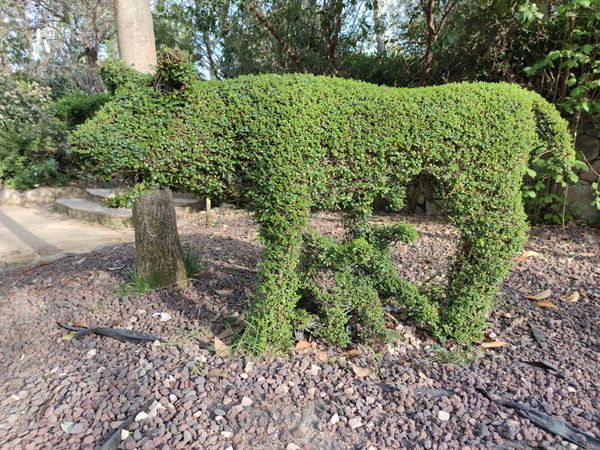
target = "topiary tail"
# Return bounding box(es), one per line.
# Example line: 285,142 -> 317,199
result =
529,92 -> 576,175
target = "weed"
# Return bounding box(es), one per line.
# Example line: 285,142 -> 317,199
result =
426,344 -> 482,367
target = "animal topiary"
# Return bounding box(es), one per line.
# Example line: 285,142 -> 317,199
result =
71,50 -> 575,354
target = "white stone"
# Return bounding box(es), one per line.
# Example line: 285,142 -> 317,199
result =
566,386 -> 577,393
348,417 -> 363,429
329,413 -> 340,425
244,361 -> 254,373
86,349 -> 97,358
169,394 -> 177,403
309,364 -> 320,376
287,444 -> 301,450
240,396 -> 253,407
223,397 -> 232,405
221,431 -> 233,438
365,396 -> 376,405
129,316 -> 138,323
134,411 -> 148,422
152,312 -> 172,322
120,429 -> 130,440
437,410 -> 450,421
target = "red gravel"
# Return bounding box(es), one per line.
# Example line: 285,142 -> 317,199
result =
0,207 -> 598,450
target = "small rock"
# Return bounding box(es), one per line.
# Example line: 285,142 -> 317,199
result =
129,316 -> 138,323
348,417 -> 363,429
287,444 -> 301,450
330,414 -> 340,425
169,394 -> 177,403
566,386 -> 576,393
214,408 -> 227,417
121,429 -> 130,440
221,431 -> 233,438
437,410 -> 450,421
152,312 -> 172,322
240,396 -> 253,407
86,349 -> 97,358
135,411 -> 148,422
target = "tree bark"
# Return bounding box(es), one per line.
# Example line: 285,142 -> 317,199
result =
115,0 -> 157,72
133,189 -> 187,288
115,0 -> 186,288
373,0 -> 385,55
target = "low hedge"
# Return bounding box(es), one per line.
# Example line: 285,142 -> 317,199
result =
72,51 -> 575,353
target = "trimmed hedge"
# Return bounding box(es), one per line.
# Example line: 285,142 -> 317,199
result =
71,51 -> 575,353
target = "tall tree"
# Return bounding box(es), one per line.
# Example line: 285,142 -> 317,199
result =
115,0 -> 188,288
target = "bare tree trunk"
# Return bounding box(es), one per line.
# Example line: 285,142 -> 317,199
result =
373,0 -> 385,55
133,190 -> 187,288
115,0 -> 186,288
115,0 -> 157,72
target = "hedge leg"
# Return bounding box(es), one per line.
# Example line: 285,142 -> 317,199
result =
440,195 -> 528,342
241,182 -> 310,354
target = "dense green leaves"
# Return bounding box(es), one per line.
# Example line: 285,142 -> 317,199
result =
71,52 -> 575,352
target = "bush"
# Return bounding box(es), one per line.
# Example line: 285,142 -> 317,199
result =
71,50 -> 575,353
54,90 -> 111,129
0,74 -> 68,189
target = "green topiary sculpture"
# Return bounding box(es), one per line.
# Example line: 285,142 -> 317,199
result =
71,50 -> 575,354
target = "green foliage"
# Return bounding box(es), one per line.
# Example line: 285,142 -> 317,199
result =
53,90 -> 112,128
182,243 -> 203,278
71,53 -> 575,353
427,344 -> 483,367
117,265 -> 162,296
0,74 -> 68,189
118,247 -> 201,296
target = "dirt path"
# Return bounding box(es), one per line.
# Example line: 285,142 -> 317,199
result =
0,205 -> 132,269
0,208 -> 598,449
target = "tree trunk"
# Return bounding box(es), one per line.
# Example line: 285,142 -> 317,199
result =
133,189 -> 187,288
115,0 -> 157,72
373,0 -> 385,55
115,0 -> 186,288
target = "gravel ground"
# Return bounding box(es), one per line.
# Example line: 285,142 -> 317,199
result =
0,207 -> 598,450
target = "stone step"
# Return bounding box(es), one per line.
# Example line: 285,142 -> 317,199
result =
55,198 -> 132,227
85,188 -> 204,215
55,191 -> 204,227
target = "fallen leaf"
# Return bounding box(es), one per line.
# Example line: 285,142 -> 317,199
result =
315,351 -> 328,363
579,288 -> 587,297
342,348 -> 362,357
215,289 -> 233,296
509,317 -> 526,328
513,250 -> 542,263
62,331 -> 76,341
214,337 -> 230,357
525,289 -> 552,300
351,364 -> 372,378
294,340 -> 312,351
480,340 -> 509,349
72,321 -> 88,328
111,320 -> 121,327
560,292 -> 580,303
536,300 -> 558,309
207,368 -> 227,378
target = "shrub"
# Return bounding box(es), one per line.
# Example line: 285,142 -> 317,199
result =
71,50 -> 575,353
0,74 -> 68,189
53,90 -> 111,129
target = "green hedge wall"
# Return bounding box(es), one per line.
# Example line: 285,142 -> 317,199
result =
72,52 -> 574,353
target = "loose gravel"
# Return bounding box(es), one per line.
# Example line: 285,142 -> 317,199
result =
0,207 -> 598,450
